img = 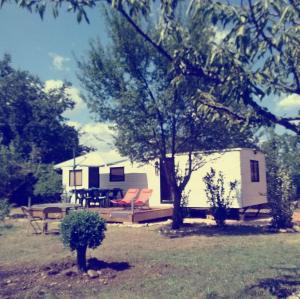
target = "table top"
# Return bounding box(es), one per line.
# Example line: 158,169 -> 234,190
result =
30,203 -> 81,210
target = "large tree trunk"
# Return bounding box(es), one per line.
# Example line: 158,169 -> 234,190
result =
76,246 -> 87,272
172,187 -> 183,229
161,157 -> 184,229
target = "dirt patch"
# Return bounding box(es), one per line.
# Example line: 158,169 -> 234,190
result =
0,257 -> 130,299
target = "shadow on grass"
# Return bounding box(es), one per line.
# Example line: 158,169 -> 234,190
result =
0,223 -> 14,236
239,266 -> 300,298
87,257 -> 131,272
160,223 -> 274,238
9,213 -> 25,219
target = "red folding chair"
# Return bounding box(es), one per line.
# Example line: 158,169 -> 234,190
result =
111,188 -> 139,206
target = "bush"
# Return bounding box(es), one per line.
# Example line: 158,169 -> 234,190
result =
33,165 -> 62,203
269,167 -> 295,229
60,210 -> 106,272
0,198 -> 11,221
203,168 -> 237,227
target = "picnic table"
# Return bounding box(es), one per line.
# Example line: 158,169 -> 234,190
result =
72,188 -> 123,208
29,203 -> 81,218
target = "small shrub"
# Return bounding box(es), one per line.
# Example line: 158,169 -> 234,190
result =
0,198 -> 11,221
269,168 -> 295,229
60,210 -> 106,272
203,168 -> 237,227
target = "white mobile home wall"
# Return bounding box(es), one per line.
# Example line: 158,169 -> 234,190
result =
168,148 -> 267,209
62,166 -> 90,193
97,148 -> 267,209
99,161 -> 161,202
59,148 -> 267,209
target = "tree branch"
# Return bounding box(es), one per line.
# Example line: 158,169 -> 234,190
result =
117,6 -> 221,85
198,96 -> 300,135
248,0 -> 281,52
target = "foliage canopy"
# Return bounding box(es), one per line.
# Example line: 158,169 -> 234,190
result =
61,210 -> 106,271
2,0 -> 299,134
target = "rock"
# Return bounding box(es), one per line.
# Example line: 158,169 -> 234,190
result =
286,228 -> 295,233
279,229 -> 287,233
96,270 -> 102,275
6,280 -> 12,284
50,282 -> 57,286
100,278 -> 108,285
61,268 -> 78,277
87,269 -> 99,279
48,269 -> 60,275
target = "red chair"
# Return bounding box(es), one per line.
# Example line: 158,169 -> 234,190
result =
111,188 -> 139,206
134,189 -> 153,207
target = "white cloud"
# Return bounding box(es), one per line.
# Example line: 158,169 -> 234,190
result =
67,122 -> 115,152
44,79 -> 64,91
66,120 -> 81,129
48,52 -> 70,71
278,94 -> 300,109
44,80 -> 86,115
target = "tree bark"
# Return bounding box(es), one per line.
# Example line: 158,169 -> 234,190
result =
172,188 -> 183,229
161,157 -> 184,229
76,246 -> 87,272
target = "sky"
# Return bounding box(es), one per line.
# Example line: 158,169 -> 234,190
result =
1,2 -> 300,155
0,2 -> 116,153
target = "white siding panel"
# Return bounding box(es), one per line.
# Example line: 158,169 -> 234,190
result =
59,148 -> 267,209
62,166 -> 89,192
176,151 -> 243,208
99,161 -> 162,207
240,149 -> 267,207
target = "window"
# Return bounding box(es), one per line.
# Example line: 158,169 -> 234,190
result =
250,160 -> 260,182
110,167 -> 125,182
69,170 -> 82,186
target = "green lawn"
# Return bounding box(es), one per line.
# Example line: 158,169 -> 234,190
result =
1,220 -> 300,299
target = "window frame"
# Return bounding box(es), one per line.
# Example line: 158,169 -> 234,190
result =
69,169 -> 83,187
109,167 -> 125,182
250,160 -> 260,182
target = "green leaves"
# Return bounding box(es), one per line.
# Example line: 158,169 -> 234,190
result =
203,168 -> 237,227
61,210 -> 106,251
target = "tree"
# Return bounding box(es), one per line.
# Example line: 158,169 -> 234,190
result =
33,164 -> 63,203
2,0 -> 299,135
0,54 -> 83,164
60,210 -> 106,272
76,13 -> 257,228
0,54 -> 85,204
203,168 -> 237,228
0,143 -> 36,204
261,129 -> 300,196
261,129 -> 297,228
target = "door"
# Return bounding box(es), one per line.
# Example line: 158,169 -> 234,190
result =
88,167 -> 100,188
160,158 -> 174,203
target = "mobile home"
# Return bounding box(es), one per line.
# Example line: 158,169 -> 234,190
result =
55,148 -> 267,209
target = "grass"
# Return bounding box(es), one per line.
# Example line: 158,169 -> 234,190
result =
1,219 -> 300,299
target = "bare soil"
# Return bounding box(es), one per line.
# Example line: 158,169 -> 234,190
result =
0,257 -> 119,299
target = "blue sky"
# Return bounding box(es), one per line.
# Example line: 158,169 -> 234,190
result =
0,3 -> 117,152
0,2 -> 299,150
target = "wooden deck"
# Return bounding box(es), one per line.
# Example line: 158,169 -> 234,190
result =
88,207 -> 173,223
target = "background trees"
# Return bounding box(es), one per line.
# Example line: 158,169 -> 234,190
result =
77,13 -> 258,228
0,54 -> 84,204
